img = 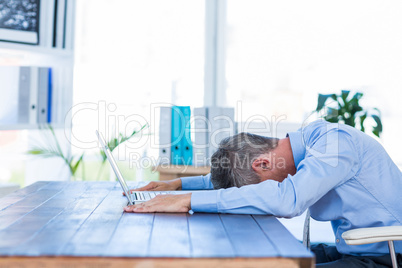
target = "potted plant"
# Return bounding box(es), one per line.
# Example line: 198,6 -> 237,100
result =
315,90 -> 382,137
28,125 -> 85,180
96,124 -> 148,180
28,124 -> 147,180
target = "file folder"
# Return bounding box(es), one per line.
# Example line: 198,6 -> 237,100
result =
208,107 -> 235,161
37,67 -> 49,123
29,67 -> 39,124
47,68 -> 53,123
193,107 -> 209,166
18,67 -> 32,124
171,106 -> 184,165
1,66 -> 52,126
179,106 -> 193,165
207,107 -> 221,160
159,107 -> 172,164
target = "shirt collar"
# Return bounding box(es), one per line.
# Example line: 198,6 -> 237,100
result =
287,130 -> 306,169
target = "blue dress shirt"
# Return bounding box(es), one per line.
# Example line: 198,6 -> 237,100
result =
181,120 -> 402,256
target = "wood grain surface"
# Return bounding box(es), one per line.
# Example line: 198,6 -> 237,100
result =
0,181 -> 314,267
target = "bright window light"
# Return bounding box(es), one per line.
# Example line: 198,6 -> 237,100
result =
225,0 -> 402,165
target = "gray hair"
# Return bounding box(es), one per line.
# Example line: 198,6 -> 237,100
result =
210,133 -> 279,189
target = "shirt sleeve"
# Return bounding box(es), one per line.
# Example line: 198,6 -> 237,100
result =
181,173 -> 214,190
190,129 -> 360,216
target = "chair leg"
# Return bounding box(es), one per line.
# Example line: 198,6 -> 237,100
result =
388,240 -> 398,268
303,209 -> 310,249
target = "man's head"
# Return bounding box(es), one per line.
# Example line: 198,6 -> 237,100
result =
210,133 -> 296,189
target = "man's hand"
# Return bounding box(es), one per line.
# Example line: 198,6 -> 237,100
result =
124,193 -> 191,213
123,179 -> 182,196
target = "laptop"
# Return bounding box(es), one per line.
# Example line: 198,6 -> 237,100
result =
96,130 -> 192,205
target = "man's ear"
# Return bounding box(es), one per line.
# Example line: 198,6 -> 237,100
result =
251,157 -> 271,172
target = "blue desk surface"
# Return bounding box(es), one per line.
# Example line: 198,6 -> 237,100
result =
0,181 -> 313,267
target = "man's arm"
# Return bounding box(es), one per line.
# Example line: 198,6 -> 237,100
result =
126,173 -> 213,194
125,129 -> 359,215
189,129 -> 360,216
181,173 -> 213,190
127,178 -> 183,192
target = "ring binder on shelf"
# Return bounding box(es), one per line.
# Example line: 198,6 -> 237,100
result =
179,106 -> 193,166
159,107 -> 172,165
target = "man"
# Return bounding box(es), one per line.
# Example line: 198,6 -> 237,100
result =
124,120 -> 402,267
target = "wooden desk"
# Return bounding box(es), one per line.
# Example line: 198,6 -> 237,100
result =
0,181 -> 314,267
154,165 -> 210,181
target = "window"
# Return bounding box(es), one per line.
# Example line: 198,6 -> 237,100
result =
72,0 -> 205,179
74,0 -> 205,110
225,0 -> 402,165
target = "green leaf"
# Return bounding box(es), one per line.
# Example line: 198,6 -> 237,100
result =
359,113 -> 367,133
325,116 -> 339,123
71,153 -> 84,175
108,137 -> 118,152
372,107 -> 381,116
340,90 -> 350,106
371,114 -> 382,137
27,125 -> 74,176
48,124 -> 64,157
352,92 -> 363,101
316,94 -> 334,111
350,102 -> 363,115
344,116 -> 354,127
327,107 -> 339,118
27,147 -> 64,159
106,124 -> 148,152
28,149 -> 44,155
100,150 -> 107,162
323,107 -> 340,123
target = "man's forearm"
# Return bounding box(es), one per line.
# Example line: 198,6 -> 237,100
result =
181,173 -> 213,190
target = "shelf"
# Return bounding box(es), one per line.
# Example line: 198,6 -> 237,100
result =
0,124 -> 67,131
0,42 -> 73,58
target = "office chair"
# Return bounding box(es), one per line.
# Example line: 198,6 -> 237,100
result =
342,226 -> 402,268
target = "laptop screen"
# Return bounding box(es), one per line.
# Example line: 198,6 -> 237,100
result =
96,131 -> 134,205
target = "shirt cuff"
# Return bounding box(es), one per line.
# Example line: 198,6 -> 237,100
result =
191,190 -> 218,213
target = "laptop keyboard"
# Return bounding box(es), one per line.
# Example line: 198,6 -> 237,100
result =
131,191 -> 171,201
